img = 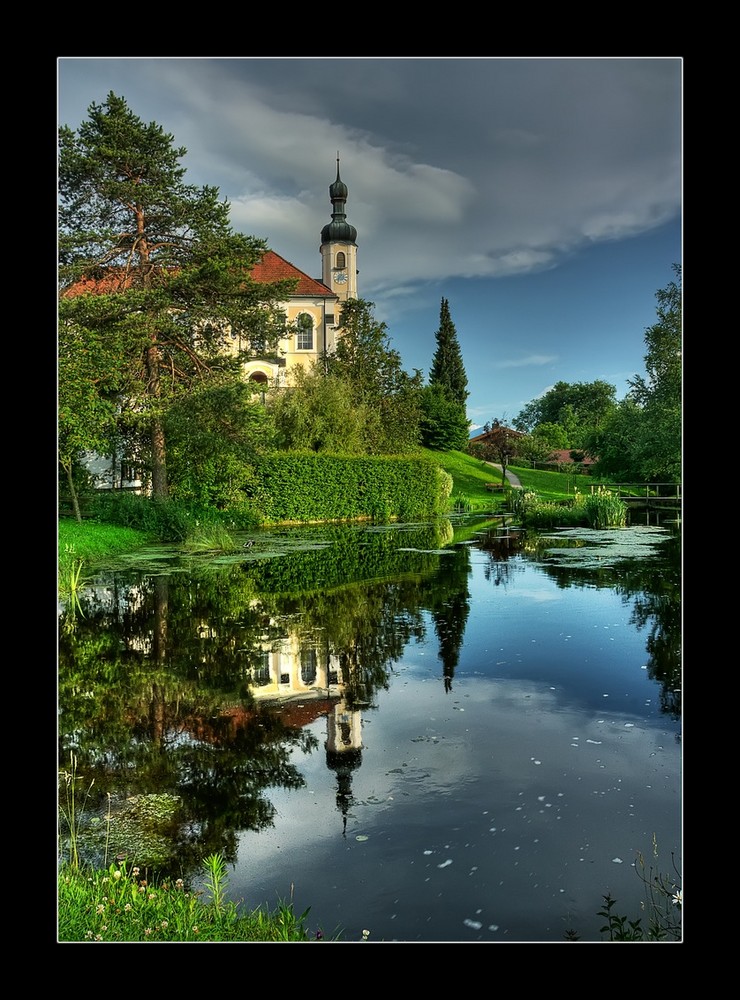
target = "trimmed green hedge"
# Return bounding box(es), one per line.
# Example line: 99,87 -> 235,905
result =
245,453 -> 452,524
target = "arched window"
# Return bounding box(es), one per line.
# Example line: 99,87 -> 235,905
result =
296,313 -> 314,351
336,251 -> 346,269
249,371 -> 268,385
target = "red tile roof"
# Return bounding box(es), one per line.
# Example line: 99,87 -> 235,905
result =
61,249 -> 335,300
469,426 -> 524,444
251,250 -> 335,298
546,449 -> 595,465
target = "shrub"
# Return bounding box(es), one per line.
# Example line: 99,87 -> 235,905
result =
512,486 -> 626,530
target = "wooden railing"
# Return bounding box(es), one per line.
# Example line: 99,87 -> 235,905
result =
598,484 -> 682,505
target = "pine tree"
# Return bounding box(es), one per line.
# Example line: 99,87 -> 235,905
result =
59,92 -> 294,498
428,298 -> 469,403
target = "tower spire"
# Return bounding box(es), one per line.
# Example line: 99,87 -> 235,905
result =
321,156 -> 357,245
320,157 -> 358,300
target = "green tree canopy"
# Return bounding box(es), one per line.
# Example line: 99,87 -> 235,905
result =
587,265 -> 682,483
626,264 -> 682,482
419,384 -> 470,451
59,92 -> 294,498
267,367 -> 371,455
513,380 -> 617,448
324,298 -> 424,454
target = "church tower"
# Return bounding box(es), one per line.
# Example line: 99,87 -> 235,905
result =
320,156 -> 358,303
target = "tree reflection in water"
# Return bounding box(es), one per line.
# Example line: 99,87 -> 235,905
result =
58,516 -> 681,933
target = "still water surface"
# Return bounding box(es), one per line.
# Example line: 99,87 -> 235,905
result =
58,515 -> 681,942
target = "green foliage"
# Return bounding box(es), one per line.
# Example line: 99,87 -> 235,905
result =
587,266 -> 681,483
201,853 -> 229,914
513,379 -> 617,449
86,491 -> 227,542
626,264 -> 682,481
532,422 -> 570,451
428,297 -> 469,402
580,486 -> 627,528
325,298 -> 424,454
511,490 -> 582,529
420,384 -> 470,451
58,315 -> 127,473
181,522 -> 239,553
59,752 -> 96,869
57,858 -> 320,942
596,893 -> 648,941
512,433 -> 558,466
505,463 -> 579,501
268,368 -> 370,454
451,493 -> 474,513
511,486 -> 626,529
59,92 -> 294,498
246,453 -> 450,523
566,838 -> 682,942
165,379 -> 274,508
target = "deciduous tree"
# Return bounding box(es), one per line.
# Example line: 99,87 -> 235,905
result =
626,264 -> 682,482
324,298 -> 424,454
588,265 -> 682,483
468,419 -> 520,484
513,380 -> 617,448
268,368 -> 370,455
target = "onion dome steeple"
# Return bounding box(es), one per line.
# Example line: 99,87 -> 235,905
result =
320,156 -> 357,245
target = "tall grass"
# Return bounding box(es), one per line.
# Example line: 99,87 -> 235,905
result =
58,752 -> 95,870
510,485 -> 627,530
579,486 -> 627,528
57,857 -> 322,942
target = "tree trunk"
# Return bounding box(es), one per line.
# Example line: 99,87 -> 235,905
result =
63,459 -> 83,523
146,341 -> 168,498
150,417 -> 168,498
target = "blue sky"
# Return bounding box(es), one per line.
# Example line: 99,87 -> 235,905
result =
57,57 -> 682,431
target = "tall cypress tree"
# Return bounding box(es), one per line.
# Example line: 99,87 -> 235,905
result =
428,298 -> 469,403
422,298 -> 470,450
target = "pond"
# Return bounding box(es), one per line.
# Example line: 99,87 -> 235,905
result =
58,514 -> 682,943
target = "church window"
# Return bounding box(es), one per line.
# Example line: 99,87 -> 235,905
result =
336,251 -> 346,269
253,650 -> 271,686
296,313 -> 314,351
300,648 -> 317,685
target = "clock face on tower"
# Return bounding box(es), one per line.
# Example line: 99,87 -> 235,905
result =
335,271 -> 347,284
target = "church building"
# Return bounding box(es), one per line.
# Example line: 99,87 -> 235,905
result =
240,157 -> 358,390
66,160 -> 359,491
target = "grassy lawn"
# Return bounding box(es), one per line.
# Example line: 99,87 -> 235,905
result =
423,448 -> 582,509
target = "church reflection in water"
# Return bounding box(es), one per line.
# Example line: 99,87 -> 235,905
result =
247,631 -> 363,836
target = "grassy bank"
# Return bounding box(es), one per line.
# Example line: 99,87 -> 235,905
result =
58,521 -> 154,594
57,452 -> 580,577
57,855 -> 336,943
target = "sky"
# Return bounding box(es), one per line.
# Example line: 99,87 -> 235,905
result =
57,57 -> 682,432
